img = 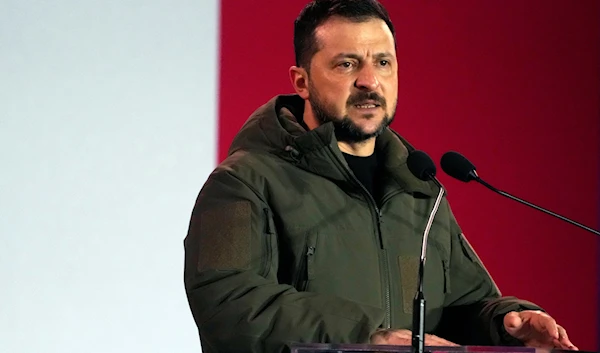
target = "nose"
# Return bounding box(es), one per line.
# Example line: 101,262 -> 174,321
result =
354,65 -> 380,91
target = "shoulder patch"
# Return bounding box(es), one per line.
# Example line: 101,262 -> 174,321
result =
197,200 -> 252,271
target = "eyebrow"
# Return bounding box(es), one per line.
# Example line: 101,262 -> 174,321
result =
331,52 -> 395,61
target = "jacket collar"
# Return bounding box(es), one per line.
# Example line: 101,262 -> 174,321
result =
275,97 -> 439,198
228,94 -> 439,198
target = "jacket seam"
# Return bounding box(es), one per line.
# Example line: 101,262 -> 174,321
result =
222,169 -> 269,207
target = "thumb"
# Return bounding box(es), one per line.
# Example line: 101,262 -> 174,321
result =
503,311 -> 524,336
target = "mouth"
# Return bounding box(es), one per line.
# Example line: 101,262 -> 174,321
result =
353,100 -> 382,109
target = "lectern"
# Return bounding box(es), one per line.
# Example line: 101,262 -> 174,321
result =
290,343 -> 596,353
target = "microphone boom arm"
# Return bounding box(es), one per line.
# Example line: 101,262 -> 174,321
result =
469,171 -> 600,236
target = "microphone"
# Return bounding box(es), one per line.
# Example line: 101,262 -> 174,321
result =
440,151 -> 600,237
406,150 -> 446,353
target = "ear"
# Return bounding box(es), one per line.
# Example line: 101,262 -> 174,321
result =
289,66 -> 310,100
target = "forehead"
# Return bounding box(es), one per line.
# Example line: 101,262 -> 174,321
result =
313,16 -> 395,56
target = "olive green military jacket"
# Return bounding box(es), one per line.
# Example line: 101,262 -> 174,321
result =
184,94 -> 540,353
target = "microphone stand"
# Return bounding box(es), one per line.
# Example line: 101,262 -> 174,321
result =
411,180 -> 445,353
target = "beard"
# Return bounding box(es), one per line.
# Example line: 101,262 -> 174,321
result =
308,86 -> 396,143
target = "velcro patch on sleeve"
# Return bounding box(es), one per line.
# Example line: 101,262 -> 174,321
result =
399,255 -> 419,314
197,200 -> 252,272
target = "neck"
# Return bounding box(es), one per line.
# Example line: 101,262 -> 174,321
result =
303,101 -> 376,157
303,102 -> 320,131
338,140 -> 375,156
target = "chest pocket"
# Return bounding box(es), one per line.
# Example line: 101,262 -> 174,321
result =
432,235 -> 451,294
293,231 -> 318,291
398,234 -> 451,315
293,229 -> 383,308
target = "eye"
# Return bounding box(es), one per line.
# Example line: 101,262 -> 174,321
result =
379,60 -> 389,66
338,61 -> 354,69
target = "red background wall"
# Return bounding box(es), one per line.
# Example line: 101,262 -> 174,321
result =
218,1 -> 599,350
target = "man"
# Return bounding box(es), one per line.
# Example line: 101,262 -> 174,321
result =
183,1 -> 578,352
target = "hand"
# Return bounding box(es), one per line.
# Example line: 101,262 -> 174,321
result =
370,329 -> 459,346
504,310 -> 578,350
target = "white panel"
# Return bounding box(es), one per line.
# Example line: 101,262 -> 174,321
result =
0,1 -> 219,352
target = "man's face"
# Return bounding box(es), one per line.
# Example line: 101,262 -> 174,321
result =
306,16 -> 398,143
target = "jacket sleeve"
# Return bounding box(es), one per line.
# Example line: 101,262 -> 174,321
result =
183,169 -> 385,353
432,202 -> 543,346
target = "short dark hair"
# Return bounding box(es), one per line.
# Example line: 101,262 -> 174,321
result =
294,0 -> 396,71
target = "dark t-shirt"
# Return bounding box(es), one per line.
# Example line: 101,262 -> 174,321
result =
342,152 -> 379,198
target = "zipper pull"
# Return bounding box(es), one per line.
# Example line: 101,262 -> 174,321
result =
307,246 -> 315,256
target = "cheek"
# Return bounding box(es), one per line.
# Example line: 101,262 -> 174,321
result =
312,76 -> 353,111
325,89 -> 350,108
383,80 -> 398,100
382,75 -> 398,91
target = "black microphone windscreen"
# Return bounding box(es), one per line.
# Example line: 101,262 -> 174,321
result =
440,151 -> 476,182
407,150 -> 437,181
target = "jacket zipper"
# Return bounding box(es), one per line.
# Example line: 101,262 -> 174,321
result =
261,208 -> 274,277
294,238 -> 316,291
298,246 -> 315,291
326,146 -> 392,329
380,190 -> 402,208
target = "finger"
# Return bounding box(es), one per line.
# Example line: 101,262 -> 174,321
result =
389,329 -> 412,340
537,315 -> 559,340
424,334 -> 449,346
424,333 -> 460,346
503,311 -> 524,335
433,336 -> 460,346
370,329 -> 391,344
557,326 -> 578,350
525,311 -> 559,341
380,329 -> 413,345
382,335 -> 411,346
372,330 -> 411,346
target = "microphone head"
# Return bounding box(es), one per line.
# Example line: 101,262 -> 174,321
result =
440,151 -> 477,182
407,150 -> 437,181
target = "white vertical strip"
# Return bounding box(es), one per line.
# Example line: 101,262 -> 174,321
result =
0,0 -> 219,352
